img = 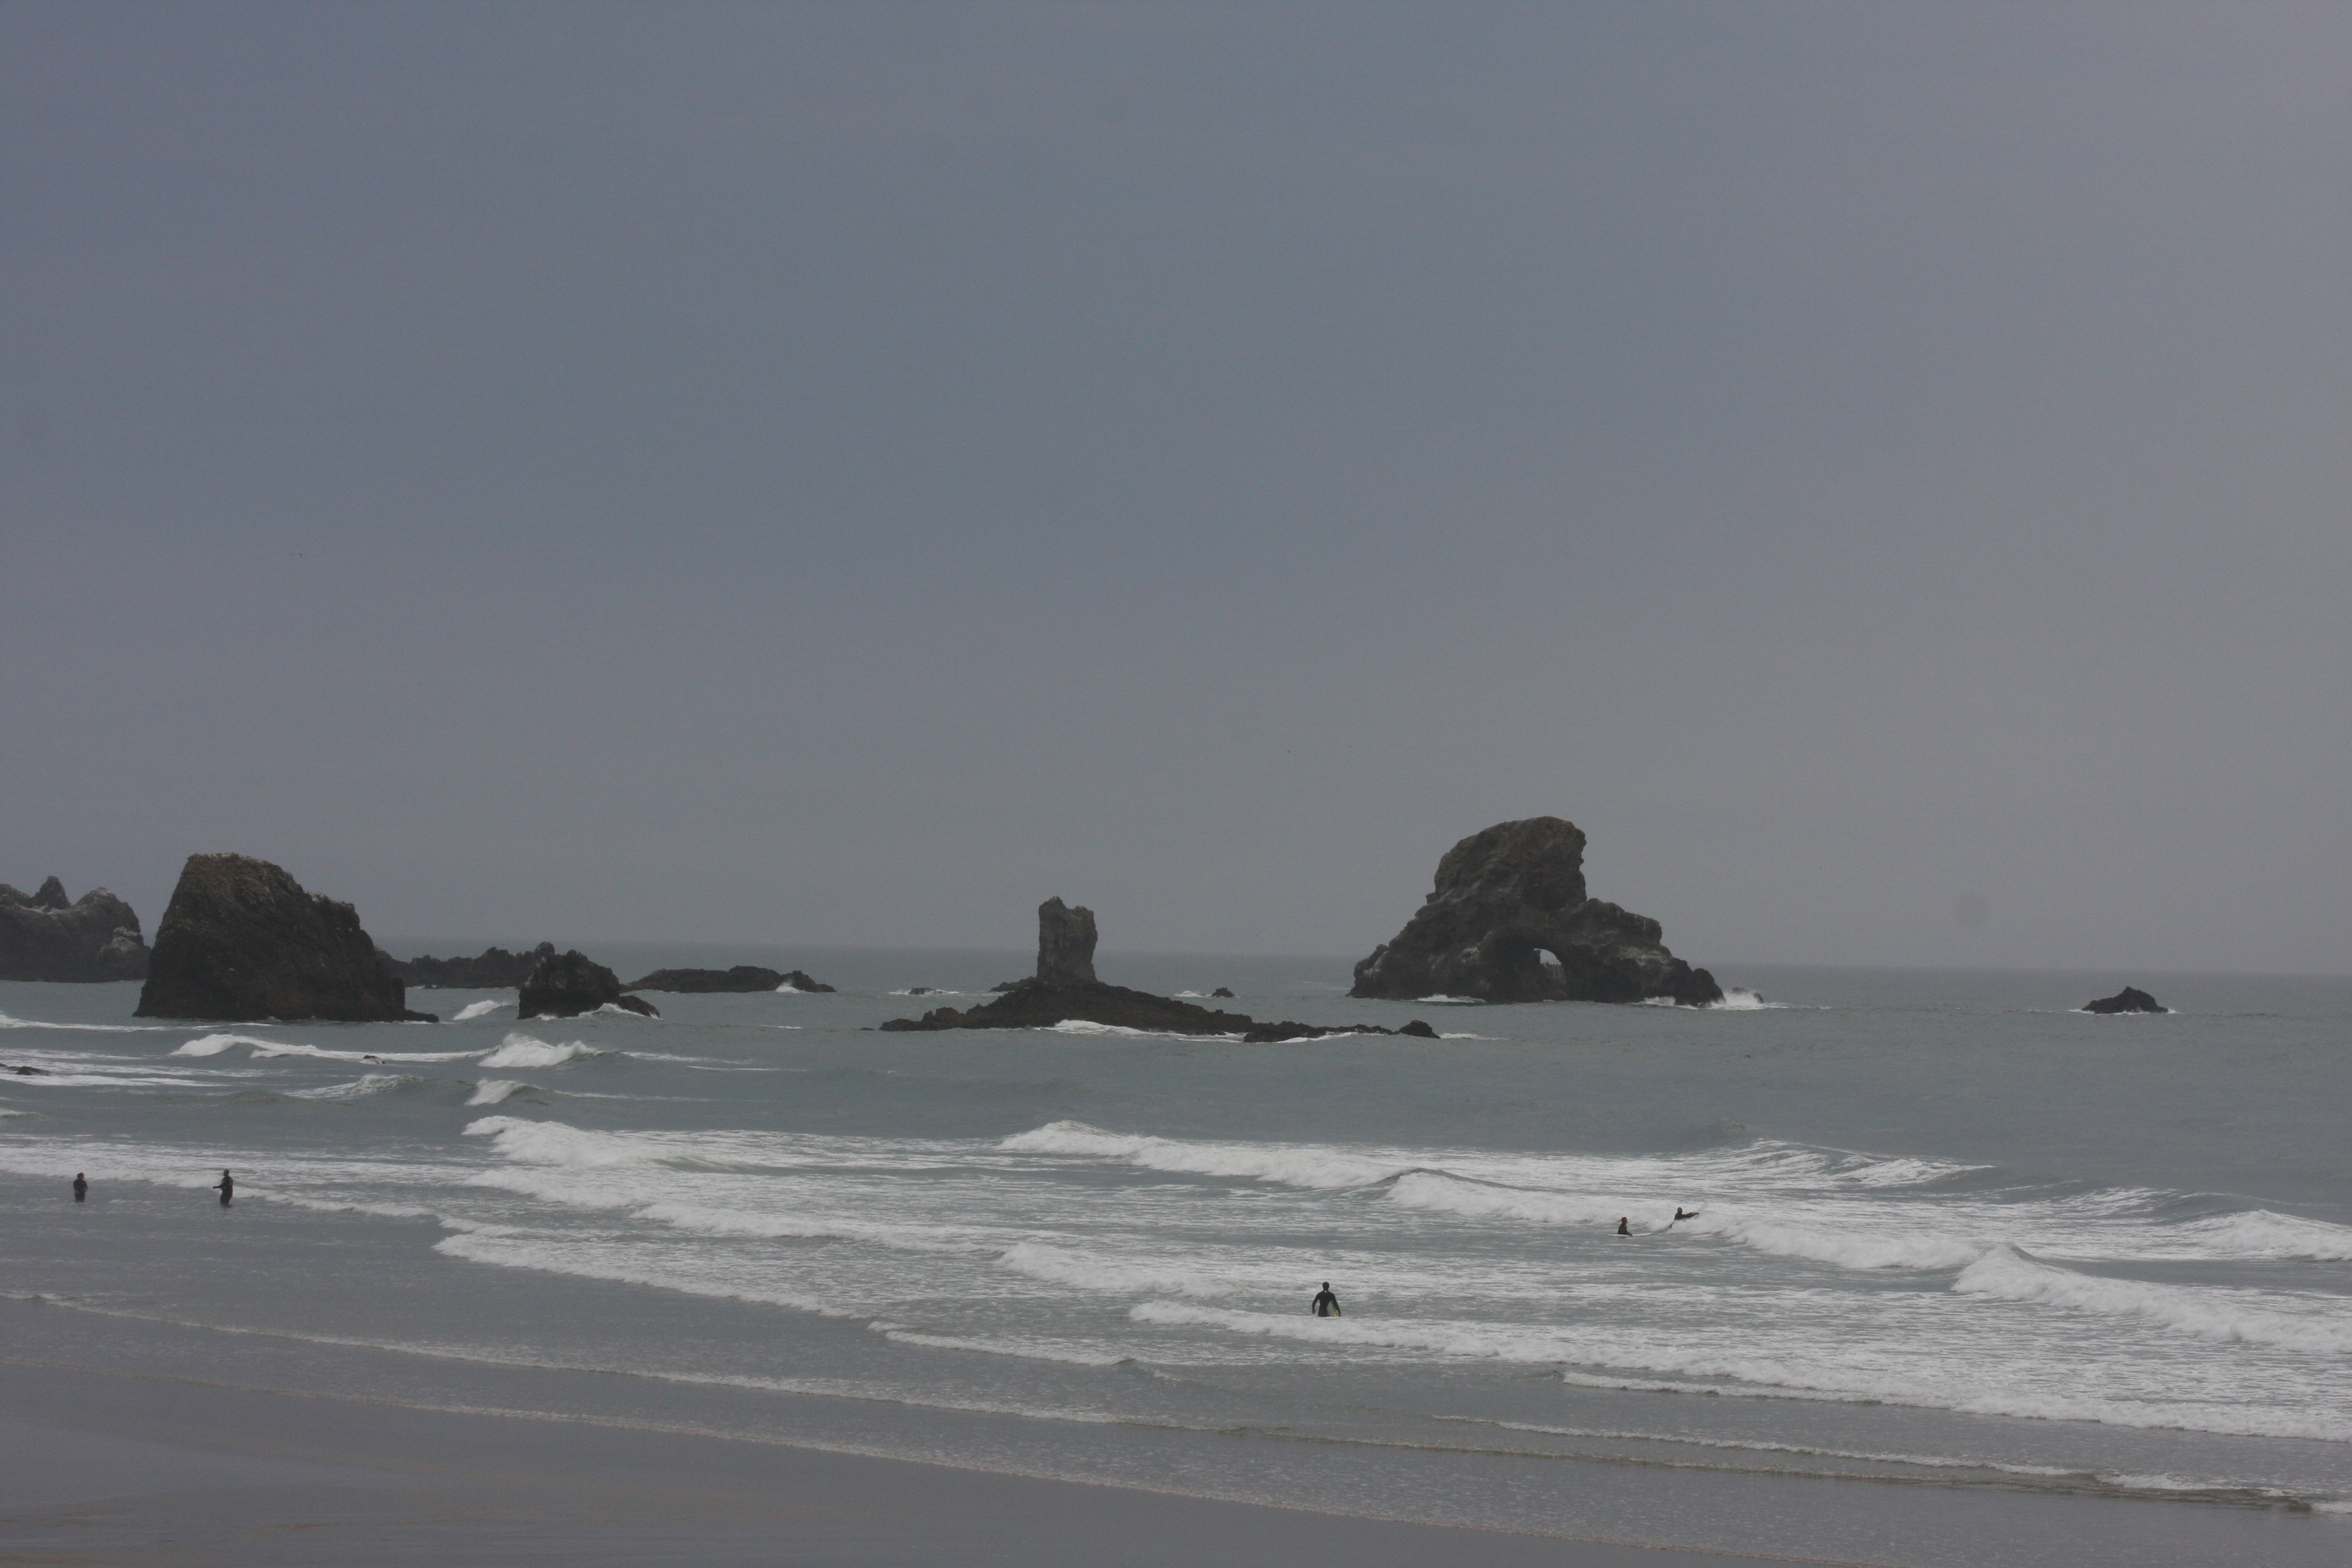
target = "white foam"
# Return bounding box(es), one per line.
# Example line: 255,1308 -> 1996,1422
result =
287,1073 -> 411,1101
477,1033 -> 608,1070
1710,987 -> 1783,1011
466,1079 -> 534,1106
1954,1247 -> 2352,1353
994,1241 -> 1231,1297
1044,1019 -> 1233,1040
871,1325 -> 1131,1366
452,999 -> 509,1021
999,1121 -> 1399,1188
634,1201 -> 972,1255
0,1012 -> 181,1033
463,1115 -> 650,1166
172,1034 -> 478,1063
1387,1171 -> 1624,1227
1414,995 -> 1484,1005
2164,1208 -> 2352,1262
1693,1212 -> 1989,1272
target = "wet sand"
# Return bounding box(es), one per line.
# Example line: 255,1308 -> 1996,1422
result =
1,1361 -> 1812,1568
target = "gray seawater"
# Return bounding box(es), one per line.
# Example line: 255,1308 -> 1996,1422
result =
3,953 -> 2348,1566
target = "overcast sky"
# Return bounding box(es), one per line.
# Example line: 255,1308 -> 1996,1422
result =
4,2 -> 2345,975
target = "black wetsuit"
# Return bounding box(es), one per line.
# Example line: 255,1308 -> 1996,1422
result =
72,1175 -> 87,1203
1616,1218 -> 1630,1235
215,1172 -> 234,1207
1310,1288 -> 1342,1318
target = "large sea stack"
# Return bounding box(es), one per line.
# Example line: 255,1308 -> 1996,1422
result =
881,900 -> 1434,1043
0,877 -> 150,982
135,855 -> 433,1022
518,950 -> 659,1019
2083,986 -> 2167,1014
1350,818 -> 1721,1006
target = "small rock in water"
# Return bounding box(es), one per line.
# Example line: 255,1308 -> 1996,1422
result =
1210,987 -> 1236,999
2082,986 -> 2167,1014
518,950 -> 659,1019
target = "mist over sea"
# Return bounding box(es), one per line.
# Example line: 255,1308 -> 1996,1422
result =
4,955 -> 2348,1566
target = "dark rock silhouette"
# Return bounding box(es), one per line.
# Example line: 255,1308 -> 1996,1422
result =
518,950 -> 659,1019
2083,986 -> 2168,1014
1036,898 -> 1099,985
625,965 -> 834,994
880,899 -> 1431,1044
1350,818 -> 1720,1007
393,943 -> 555,988
0,877 -> 151,982
134,855 -> 433,1022
1210,987 -> 1236,999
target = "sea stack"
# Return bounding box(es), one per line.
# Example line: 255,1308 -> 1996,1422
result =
393,943 -> 557,988
518,949 -> 659,1019
625,965 -> 834,994
2083,986 -> 2168,1014
1350,818 -> 1721,1006
135,855 -> 433,1022
880,900 -> 1434,1042
0,877 -> 150,982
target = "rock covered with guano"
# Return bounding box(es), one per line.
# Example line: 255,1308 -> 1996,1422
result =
0,876 -> 150,982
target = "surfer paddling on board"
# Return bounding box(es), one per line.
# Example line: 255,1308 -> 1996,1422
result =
1310,1282 -> 1342,1318
1672,1207 -> 1699,1223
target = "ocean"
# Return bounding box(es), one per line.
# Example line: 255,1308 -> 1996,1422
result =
3,953 -> 2347,1566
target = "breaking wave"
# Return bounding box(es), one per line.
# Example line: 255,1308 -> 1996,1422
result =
477,1034 -> 610,1070
452,999 -> 509,1021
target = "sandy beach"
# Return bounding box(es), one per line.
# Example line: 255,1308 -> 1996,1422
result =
1,1356 -> 1821,1568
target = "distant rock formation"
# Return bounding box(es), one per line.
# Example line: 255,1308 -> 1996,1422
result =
1036,898 -> 1099,985
1350,818 -> 1721,1007
393,943 -> 556,988
1210,987 -> 1235,999
881,899 -> 1432,1043
2083,986 -> 2167,1014
625,965 -> 835,994
134,855 -> 433,1022
518,950 -> 659,1018
0,877 -> 150,982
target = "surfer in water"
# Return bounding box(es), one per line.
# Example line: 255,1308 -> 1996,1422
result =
1616,1217 -> 1631,1235
1310,1281 -> 1342,1318
215,1169 -> 234,1207
72,1173 -> 87,1203
1672,1207 -> 1699,1223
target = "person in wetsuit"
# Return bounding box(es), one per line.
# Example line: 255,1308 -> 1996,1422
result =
215,1169 -> 234,1207
1616,1217 -> 1631,1235
1672,1207 -> 1698,1222
72,1173 -> 87,1202
1310,1282 -> 1342,1317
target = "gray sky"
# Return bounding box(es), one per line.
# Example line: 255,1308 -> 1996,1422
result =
4,2 -> 2345,975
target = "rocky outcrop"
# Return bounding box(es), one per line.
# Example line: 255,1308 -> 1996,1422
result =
625,965 -> 835,994
2083,986 -> 2167,1014
1350,818 -> 1720,1007
880,899 -> 1432,1043
134,855 -> 433,1022
1036,898 -> 1099,985
1210,987 -> 1236,999
393,943 -> 556,988
0,877 -> 150,982
518,950 -> 658,1018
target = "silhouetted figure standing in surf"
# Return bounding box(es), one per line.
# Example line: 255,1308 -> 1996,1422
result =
214,1169 -> 234,1207
72,1173 -> 87,1203
1616,1217 -> 1630,1235
1310,1281 -> 1342,1317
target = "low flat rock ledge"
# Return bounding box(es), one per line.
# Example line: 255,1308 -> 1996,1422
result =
626,965 -> 835,994
518,950 -> 659,1019
2083,986 -> 2167,1014
1350,817 -> 1722,1007
0,876 -> 150,982
878,898 -> 1434,1043
135,855 -> 433,1022
394,943 -> 556,988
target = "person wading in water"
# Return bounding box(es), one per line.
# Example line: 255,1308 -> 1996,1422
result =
214,1169 -> 234,1207
1310,1281 -> 1342,1318
71,1173 -> 87,1203
1616,1217 -> 1631,1236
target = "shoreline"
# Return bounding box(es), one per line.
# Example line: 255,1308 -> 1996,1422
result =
1,1357 -> 1815,1568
